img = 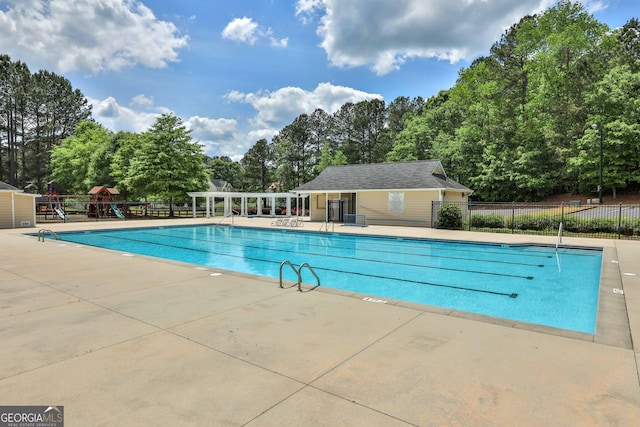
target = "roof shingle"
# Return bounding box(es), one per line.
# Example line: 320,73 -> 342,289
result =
293,160 -> 471,192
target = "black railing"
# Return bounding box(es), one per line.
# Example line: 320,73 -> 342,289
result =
432,201 -> 640,240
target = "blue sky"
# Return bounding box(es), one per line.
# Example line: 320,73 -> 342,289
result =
0,0 -> 635,160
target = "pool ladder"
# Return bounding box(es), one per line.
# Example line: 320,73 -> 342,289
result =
37,228 -> 61,242
279,260 -> 320,292
319,221 -> 334,232
214,211 -> 235,228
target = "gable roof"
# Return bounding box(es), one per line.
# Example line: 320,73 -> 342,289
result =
88,186 -> 120,195
293,160 -> 472,193
0,180 -> 19,191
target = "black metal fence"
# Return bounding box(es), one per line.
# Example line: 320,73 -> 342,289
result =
432,201 -> 640,240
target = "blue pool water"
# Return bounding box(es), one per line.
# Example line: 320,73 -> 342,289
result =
55,225 -> 602,333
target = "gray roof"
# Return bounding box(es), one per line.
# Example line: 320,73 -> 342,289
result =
293,160 -> 472,192
0,180 -> 19,191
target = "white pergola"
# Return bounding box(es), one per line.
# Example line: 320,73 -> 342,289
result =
186,191 -> 309,218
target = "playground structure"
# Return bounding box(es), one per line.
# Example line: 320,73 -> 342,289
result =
39,181 -> 68,220
88,186 -> 125,219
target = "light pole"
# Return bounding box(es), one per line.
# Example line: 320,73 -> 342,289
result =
591,124 -> 603,204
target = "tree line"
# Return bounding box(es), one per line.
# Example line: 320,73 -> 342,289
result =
234,1 -> 640,201
51,114 -> 210,213
0,54 -> 91,189
3,1 -> 638,203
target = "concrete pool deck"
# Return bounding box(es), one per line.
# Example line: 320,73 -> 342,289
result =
1,217 -> 639,426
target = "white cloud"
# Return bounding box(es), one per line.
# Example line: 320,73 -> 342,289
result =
221,82 -> 381,160
186,116 -> 239,156
270,37 -> 289,48
295,0 -> 324,21
221,16 -> 288,48
130,94 -> 155,109
226,82 -> 382,129
88,96 -> 246,159
296,0 -> 556,75
89,96 -> 159,133
0,0 -> 189,74
221,16 -> 259,44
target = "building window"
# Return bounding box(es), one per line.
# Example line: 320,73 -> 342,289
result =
389,192 -> 404,213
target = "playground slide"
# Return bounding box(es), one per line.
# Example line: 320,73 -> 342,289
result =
110,203 -> 125,219
54,207 -> 68,220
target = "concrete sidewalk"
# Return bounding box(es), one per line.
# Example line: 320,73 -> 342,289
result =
1,218 -> 639,426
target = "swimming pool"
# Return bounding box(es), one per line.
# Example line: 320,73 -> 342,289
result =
54,225 -> 602,333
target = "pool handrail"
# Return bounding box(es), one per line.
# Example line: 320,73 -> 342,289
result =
279,260 -> 299,289
298,262 -> 320,291
556,222 -> 563,252
279,260 -> 320,292
215,211 -> 235,228
37,228 -> 61,242
319,221 -> 334,232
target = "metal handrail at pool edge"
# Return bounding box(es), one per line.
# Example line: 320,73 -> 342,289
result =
279,260 -> 320,291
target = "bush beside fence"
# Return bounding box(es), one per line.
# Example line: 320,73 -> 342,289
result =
433,201 -> 640,240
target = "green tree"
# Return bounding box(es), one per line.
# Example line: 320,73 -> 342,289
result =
124,113 -> 209,215
521,1 -> 608,196
240,138 -> 273,191
110,131 -> 142,198
0,55 -> 91,189
51,121 -> 113,193
208,156 -> 241,188
308,108 -> 332,176
316,144 -> 347,173
613,18 -> 640,71
271,114 -> 314,189
572,65 -> 640,196
386,114 -> 432,162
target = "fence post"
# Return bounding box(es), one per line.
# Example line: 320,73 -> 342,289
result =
618,203 -> 622,240
431,201 -> 435,228
561,201 -> 564,226
511,201 -> 515,234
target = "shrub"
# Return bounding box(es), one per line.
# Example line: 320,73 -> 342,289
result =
506,214 -> 555,231
437,204 -> 463,229
470,213 -> 504,229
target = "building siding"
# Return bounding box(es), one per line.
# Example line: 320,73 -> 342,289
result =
14,193 -> 35,227
0,192 -> 36,228
0,193 -> 11,228
358,190 -> 441,226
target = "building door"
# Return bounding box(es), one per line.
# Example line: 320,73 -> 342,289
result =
327,199 -> 343,222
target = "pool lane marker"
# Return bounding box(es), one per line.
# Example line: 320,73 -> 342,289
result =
105,233 -> 537,282
79,231 -> 530,296
319,266 -> 520,298
160,228 -> 551,266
